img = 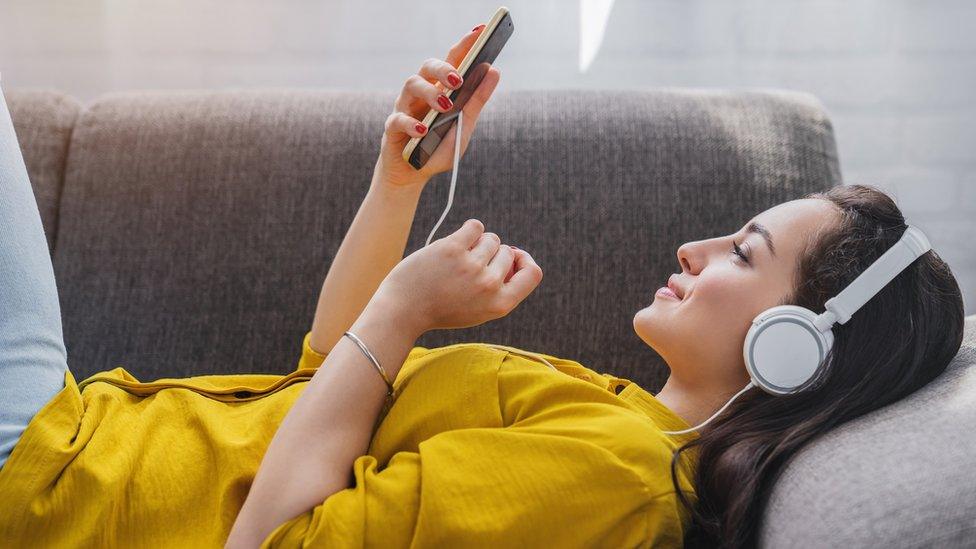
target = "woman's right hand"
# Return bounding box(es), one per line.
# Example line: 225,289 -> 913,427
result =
374,24 -> 501,189
371,219 -> 543,334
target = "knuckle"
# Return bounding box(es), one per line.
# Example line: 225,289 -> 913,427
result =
490,275 -> 504,291
489,276 -> 503,290
467,258 -> 484,275
445,241 -> 464,257
405,74 -> 423,88
421,57 -> 439,71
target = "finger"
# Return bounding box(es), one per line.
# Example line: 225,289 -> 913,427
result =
486,243 -> 514,280
459,66 -> 500,124
418,57 -> 464,91
470,231 -> 501,266
443,66 -> 500,160
425,66 -> 500,165
504,255 -> 518,283
500,248 -> 543,303
452,218 -> 485,249
394,74 -> 454,118
445,24 -> 485,70
505,246 -> 522,281
384,111 -> 428,143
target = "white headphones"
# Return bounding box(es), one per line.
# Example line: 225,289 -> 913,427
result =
663,223 -> 932,435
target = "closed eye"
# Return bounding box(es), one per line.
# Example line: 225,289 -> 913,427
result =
731,239 -> 750,265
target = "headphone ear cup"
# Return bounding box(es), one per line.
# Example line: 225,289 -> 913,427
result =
743,305 -> 834,395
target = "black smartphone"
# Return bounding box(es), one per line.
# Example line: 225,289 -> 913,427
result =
401,7 -> 514,170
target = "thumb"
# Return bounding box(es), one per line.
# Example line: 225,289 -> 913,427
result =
502,247 -> 543,303
460,66 -> 501,126
504,250 -> 519,282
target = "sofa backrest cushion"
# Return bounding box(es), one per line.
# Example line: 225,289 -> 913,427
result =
7,90 -> 82,253
41,89 -> 839,384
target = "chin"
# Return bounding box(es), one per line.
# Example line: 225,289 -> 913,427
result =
633,303 -> 670,351
634,296 -> 684,338
634,306 -> 693,372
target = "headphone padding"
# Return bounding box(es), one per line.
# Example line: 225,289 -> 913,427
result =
743,305 -> 834,395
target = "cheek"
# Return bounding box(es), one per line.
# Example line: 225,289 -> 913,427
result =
691,271 -> 786,336
688,274 -> 750,319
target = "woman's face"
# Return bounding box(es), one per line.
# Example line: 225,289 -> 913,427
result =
633,198 -> 841,390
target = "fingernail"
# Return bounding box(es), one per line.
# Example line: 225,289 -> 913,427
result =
447,73 -> 462,87
415,123 -> 427,134
437,94 -> 452,110
472,23 -> 486,32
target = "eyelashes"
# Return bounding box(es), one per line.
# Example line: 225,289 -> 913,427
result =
731,240 -> 750,264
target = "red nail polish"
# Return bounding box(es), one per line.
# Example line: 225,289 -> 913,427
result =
448,73 -> 461,87
437,94 -> 452,110
472,24 -> 485,32
415,123 -> 426,134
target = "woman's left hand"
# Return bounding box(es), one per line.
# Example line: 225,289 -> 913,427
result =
374,24 -> 502,189
371,218 -> 543,335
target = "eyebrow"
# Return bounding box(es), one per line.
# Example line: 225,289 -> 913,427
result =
747,221 -> 776,258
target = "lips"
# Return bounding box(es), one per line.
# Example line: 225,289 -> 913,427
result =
667,275 -> 685,300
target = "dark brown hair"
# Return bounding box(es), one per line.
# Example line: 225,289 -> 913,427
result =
670,184 -> 966,548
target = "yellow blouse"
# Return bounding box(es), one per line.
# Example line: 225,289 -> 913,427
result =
0,333 -> 698,547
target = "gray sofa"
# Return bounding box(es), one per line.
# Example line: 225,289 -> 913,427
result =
8,88 -> 975,547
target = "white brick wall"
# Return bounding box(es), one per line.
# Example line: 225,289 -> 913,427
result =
1,0 -> 973,313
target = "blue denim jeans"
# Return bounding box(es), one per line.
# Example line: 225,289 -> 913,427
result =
0,78 -> 70,472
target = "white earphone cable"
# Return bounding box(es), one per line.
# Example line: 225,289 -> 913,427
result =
418,110 -> 557,372
424,110 -> 463,248
661,380 -> 755,436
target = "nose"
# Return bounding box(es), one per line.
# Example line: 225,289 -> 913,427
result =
676,241 -> 698,274
676,237 -> 721,275
678,235 -> 734,275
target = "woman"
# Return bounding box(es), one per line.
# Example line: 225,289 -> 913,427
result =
0,25 -> 965,549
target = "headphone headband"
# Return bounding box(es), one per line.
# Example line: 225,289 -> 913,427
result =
813,225 -> 931,331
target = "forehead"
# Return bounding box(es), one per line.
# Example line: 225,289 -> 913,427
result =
746,198 -> 839,259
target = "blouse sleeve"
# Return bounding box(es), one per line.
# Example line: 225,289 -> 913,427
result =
259,427 -> 658,548
295,331 -> 328,371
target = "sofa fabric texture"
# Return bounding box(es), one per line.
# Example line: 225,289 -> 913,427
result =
6,90 -> 81,252
9,89 -> 973,547
762,316 -> 976,547
12,89 -> 840,388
